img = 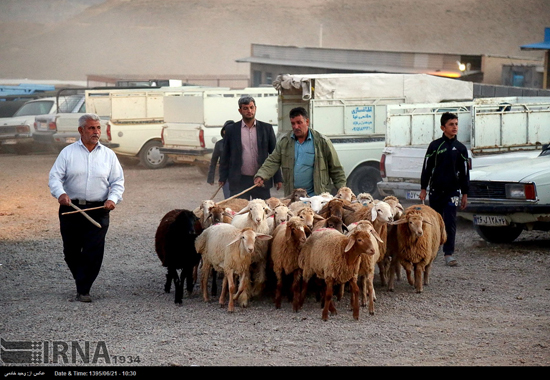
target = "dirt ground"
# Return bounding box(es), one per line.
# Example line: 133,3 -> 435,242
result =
0,151 -> 549,368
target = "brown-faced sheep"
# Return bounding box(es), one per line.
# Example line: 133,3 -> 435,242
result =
388,204 -> 447,293
280,188 -> 308,206
317,198 -> 356,220
155,209 -> 203,305
269,217 -> 311,309
295,206 -> 324,231
295,227 -> 382,320
334,186 -> 356,202
231,199 -> 273,302
194,223 -> 272,312
312,215 -> 348,234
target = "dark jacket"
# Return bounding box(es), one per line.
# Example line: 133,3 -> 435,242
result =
207,138 -> 223,184
219,120 -> 282,187
420,133 -> 469,196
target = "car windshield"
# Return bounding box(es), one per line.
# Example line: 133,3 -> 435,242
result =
57,95 -> 83,113
13,100 -> 54,117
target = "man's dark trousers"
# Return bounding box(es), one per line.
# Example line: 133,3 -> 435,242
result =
58,205 -> 110,295
229,175 -> 271,200
428,190 -> 459,255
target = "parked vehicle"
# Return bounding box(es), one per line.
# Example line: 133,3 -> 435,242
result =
272,73 -> 473,197
86,86 -> 214,169
377,97 -> 550,200
159,87 -> 278,174
0,95 -> 84,154
457,145 -> 550,243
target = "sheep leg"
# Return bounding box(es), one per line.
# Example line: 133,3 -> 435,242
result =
378,260 -> 387,287
292,270 -> 303,312
275,270 -> 283,309
336,282 -> 345,301
366,272 -> 375,315
414,264 -> 424,293
226,269 -> 236,312
164,268 -> 174,293
349,277 -> 360,320
297,276 -> 309,312
322,278 -> 336,321
358,275 -> 367,307
402,261 -> 414,287
251,260 -> 266,297
235,272 -> 249,308
174,269 -> 184,305
387,255 -> 399,292
184,266 -> 195,296
424,262 -> 432,285
210,268 -> 218,297
201,261 -> 212,302
219,275 -> 228,307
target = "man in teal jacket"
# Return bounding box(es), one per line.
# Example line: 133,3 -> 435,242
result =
254,107 -> 347,196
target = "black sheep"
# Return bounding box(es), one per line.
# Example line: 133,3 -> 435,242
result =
155,209 -> 203,304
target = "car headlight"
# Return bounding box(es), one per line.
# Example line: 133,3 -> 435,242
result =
505,183 -> 536,200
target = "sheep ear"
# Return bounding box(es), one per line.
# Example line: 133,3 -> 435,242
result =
313,214 -> 325,221
304,225 -> 312,237
285,225 -> 293,239
226,234 -> 242,246
344,235 -> 356,252
235,207 -> 250,215
370,228 -> 384,244
371,209 -> 378,222
344,204 -> 356,212
422,220 -> 434,226
390,218 -> 408,225
256,234 -> 273,241
287,210 -> 295,217
342,223 -> 349,233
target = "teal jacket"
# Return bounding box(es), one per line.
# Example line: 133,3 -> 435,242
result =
255,129 -> 347,196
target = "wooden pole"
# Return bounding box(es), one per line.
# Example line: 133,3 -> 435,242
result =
68,202 -> 102,228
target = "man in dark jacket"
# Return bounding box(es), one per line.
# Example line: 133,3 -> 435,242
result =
419,112 -> 469,267
207,120 -> 232,199
218,95 -> 282,200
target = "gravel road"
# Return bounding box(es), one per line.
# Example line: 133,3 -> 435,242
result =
0,152 -> 549,368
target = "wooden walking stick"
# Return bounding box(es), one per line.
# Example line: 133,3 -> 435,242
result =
68,202 -> 102,228
217,184 -> 259,206
62,205 -> 105,215
209,183 -> 223,200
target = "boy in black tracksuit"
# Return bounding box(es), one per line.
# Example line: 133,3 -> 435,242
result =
419,112 -> 469,267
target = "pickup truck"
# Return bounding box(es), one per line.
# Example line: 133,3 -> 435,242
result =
159,87 -> 278,174
0,95 -> 84,154
377,97 -> 550,200
86,86 -> 215,169
458,146 -> 550,243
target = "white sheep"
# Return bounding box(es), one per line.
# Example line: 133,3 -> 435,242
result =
269,216 -> 310,309
356,193 -> 375,206
231,198 -> 272,301
267,204 -> 293,234
388,204 -> 447,293
299,193 -> 333,213
295,227 -> 383,320
194,223 -> 272,312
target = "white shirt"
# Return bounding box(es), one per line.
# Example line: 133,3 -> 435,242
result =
49,140 -> 125,204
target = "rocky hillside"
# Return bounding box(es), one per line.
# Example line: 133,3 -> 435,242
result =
0,0 -> 548,81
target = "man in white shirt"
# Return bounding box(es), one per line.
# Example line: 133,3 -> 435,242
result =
49,113 -> 124,302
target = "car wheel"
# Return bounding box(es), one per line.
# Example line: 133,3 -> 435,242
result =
347,165 -> 382,199
138,140 -> 168,169
473,223 -> 524,243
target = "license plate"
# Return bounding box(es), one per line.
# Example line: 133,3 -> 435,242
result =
39,122 -> 48,131
2,139 -> 17,145
65,137 -> 76,143
473,215 -> 509,226
406,191 -> 421,200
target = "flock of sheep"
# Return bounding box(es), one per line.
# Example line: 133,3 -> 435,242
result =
154,186 -> 447,321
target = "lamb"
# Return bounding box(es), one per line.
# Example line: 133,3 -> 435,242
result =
356,192 -> 375,206
334,186 -> 356,202
295,227 -> 382,320
231,198 -> 273,302
295,205 -> 324,231
388,204 -> 447,293
269,217 -> 311,309
267,204 -> 293,234
155,209 -> 204,304
382,195 -> 404,220
344,220 -> 384,307
280,188 -> 308,206
312,215 -> 348,234
298,193 -> 333,213
194,223 -> 271,311
317,198 -> 356,220
265,196 -> 283,210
